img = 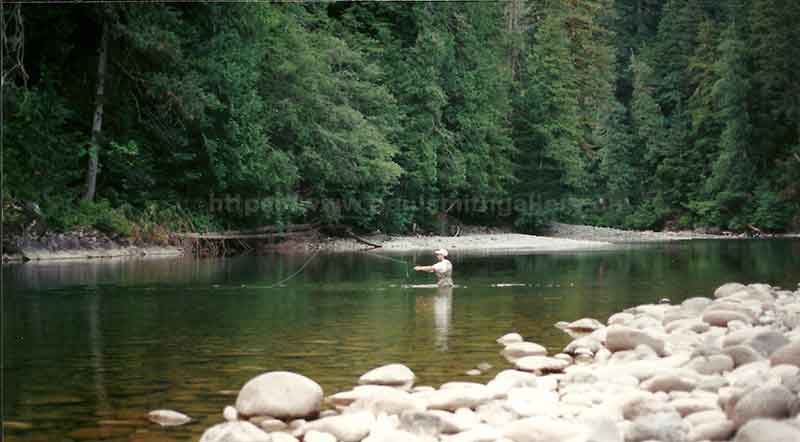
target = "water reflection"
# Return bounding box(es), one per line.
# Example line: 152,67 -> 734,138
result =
413,287 -> 453,351
433,287 -> 452,351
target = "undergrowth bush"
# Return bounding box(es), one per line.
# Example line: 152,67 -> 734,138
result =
48,199 -> 134,236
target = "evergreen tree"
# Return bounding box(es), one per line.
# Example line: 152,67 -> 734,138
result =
699,21 -> 755,228
598,100 -> 639,225
686,18 -> 723,167
656,104 -> 702,219
749,0 -> 800,162
648,0 -> 700,114
4,1 -> 800,235
513,10 -> 583,229
257,5 -> 402,227
748,0 -> 800,228
386,5 -> 455,230
610,0 -> 665,106
628,56 -> 669,227
563,0 -> 619,219
438,2 -> 515,223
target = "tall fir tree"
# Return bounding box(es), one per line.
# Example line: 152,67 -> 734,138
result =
628,56 -> 670,227
598,99 -> 639,225
701,20 -> 755,228
512,9 -> 583,229
5,1 -> 800,234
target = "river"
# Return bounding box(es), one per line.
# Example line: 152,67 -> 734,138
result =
3,239 -> 799,441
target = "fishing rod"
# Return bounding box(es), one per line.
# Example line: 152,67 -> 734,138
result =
250,247 -> 413,290
262,247 -> 322,288
362,249 -> 412,279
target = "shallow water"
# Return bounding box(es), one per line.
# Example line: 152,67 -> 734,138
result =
3,239 -> 800,441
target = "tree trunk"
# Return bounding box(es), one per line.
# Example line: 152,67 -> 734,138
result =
82,20 -> 109,202
505,0 -> 523,82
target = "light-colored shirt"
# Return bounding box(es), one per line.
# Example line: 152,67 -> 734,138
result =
432,259 -> 453,288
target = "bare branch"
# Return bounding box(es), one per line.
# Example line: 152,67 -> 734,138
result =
1,3 -> 28,88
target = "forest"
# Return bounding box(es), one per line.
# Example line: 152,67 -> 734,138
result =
3,0 -> 799,239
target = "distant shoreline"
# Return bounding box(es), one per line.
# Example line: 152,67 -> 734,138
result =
308,233 -> 614,254
296,223 -> 791,254
4,223 -> 796,263
1,228 -> 183,263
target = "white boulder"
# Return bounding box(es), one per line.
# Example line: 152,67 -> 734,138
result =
359,364 -> 416,388
147,409 -> 192,427
199,421 -> 271,442
236,371 -> 323,419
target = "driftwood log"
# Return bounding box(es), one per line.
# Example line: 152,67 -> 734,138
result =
347,231 -> 382,249
322,224 -> 383,249
746,224 -> 763,235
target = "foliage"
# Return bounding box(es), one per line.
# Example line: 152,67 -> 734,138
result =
48,199 -> 134,236
512,7 -> 583,222
3,0 -> 800,237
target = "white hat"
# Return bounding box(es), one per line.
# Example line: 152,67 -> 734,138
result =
434,248 -> 448,257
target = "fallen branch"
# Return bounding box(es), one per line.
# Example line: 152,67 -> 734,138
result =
746,224 -> 763,235
1,4 -> 28,87
345,229 -> 382,249
322,224 -> 383,249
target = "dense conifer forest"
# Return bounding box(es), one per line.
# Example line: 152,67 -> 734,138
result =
3,1 -> 799,238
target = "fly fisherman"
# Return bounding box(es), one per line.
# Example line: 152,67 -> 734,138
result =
414,249 -> 453,288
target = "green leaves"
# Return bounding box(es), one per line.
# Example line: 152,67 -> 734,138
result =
5,1 -> 799,234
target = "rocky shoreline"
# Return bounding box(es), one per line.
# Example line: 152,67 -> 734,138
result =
2,228 -> 183,263
180,281 -> 800,442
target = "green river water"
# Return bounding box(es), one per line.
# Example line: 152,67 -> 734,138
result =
3,239 -> 800,441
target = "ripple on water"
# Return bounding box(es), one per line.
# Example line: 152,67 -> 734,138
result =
97,419 -> 146,427
20,395 -> 87,406
128,430 -> 183,442
107,384 -> 170,399
3,421 -> 34,431
3,435 -> 50,442
68,425 -> 133,440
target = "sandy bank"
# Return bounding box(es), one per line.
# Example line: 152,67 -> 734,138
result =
310,222 -> 740,253
544,222 -> 733,243
313,232 -> 613,254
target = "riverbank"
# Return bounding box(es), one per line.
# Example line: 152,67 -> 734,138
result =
544,222 -> 738,242
192,281 -> 800,442
1,228 -> 183,262
3,222 -> 788,262
310,232 -> 615,254
300,223 -> 737,253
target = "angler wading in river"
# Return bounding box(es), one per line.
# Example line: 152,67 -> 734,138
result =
414,248 -> 454,288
